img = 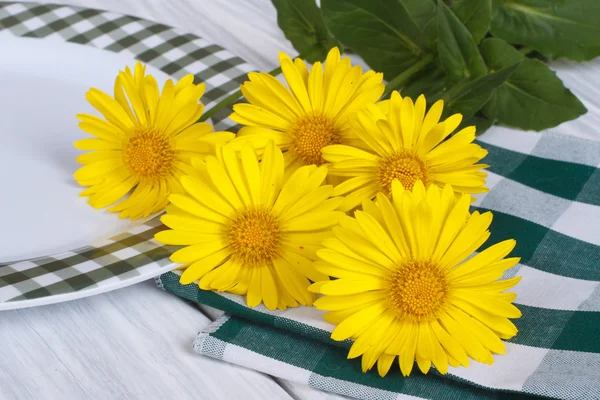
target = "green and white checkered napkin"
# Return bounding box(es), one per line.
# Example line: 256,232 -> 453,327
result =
159,128 -> 600,400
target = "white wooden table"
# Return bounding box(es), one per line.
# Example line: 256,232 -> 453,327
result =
6,1 -> 600,399
4,1 -> 348,399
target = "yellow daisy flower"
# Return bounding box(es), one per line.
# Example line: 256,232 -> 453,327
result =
74,62 -> 233,220
322,91 -> 489,211
310,181 -> 521,377
154,142 -> 344,310
228,47 -> 384,175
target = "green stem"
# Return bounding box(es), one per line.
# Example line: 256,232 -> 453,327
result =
382,53 -> 434,99
519,46 -> 534,56
199,65 -> 282,122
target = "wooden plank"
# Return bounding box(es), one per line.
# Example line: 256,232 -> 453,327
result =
0,281 -> 293,400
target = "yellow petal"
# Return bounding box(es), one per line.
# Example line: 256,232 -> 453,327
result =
205,156 -> 244,209
240,79 -> 298,123
240,145 -> 262,205
327,65 -> 363,118
439,211 -> 494,269
317,247 -> 388,278
322,144 -> 379,163
313,291 -> 387,311
399,322 -> 418,376
330,301 -> 388,341
448,239 -> 517,280
453,257 -> 521,287
419,99 -> 444,139
329,227 -> 395,270
273,257 -> 314,306
416,356 -> 431,375
438,311 -> 493,364
86,88 -> 135,132
416,322 -> 435,361
279,52 -> 312,113
308,61 -> 324,112
171,239 -> 229,263
430,331 -> 449,375
260,141 -> 284,207
160,213 -> 224,234
73,159 -> 124,181
283,211 -> 343,232
154,229 -> 221,245
179,248 -> 232,284
89,176 -> 137,208
323,47 -> 341,91
316,277 -> 387,296
180,175 -> 236,217
400,96 -> 415,149
448,306 -> 506,354
220,145 -> 252,206
377,354 -> 396,377
230,103 -> 292,131
279,186 -> 333,221
168,193 -> 229,224
77,113 -> 124,141
206,259 -> 242,291
279,249 -> 328,282
349,311 -> 396,360
294,57 -> 309,85
118,71 -> 147,125
431,194 -> 471,261
75,138 -> 121,151
375,193 -> 411,257
246,266 -> 262,307
430,320 -> 469,367
272,165 -> 312,214
252,72 -> 304,117
199,257 -> 239,290
355,211 -> 404,264
261,265 -> 279,310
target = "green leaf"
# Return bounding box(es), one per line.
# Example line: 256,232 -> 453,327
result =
491,0 -> 600,61
450,0 -> 492,43
412,1 -> 441,49
437,1 -> 487,83
321,0 -> 425,78
480,37 -> 523,67
404,0 -> 437,26
271,0 -> 339,62
460,114 -> 495,135
442,62 -> 519,119
401,64 -> 447,102
480,38 -> 587,131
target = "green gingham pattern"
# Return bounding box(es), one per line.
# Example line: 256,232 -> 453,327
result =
159,128 -> 600,400
194,315 -> 535,400
0,1 -> 252,306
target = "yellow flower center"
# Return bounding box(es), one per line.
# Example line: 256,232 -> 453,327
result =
290,114 -> 341,165
377,151 -> 429,194
123,127 -> 174,180
228,208 -> 281,266
389,260 -> 448,321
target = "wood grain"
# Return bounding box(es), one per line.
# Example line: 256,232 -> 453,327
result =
0,281 -> 295,399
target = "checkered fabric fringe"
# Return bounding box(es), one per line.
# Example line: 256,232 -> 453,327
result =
159,127 -> 600,400
0,1 -> 252,304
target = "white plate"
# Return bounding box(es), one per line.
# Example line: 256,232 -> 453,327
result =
0,33 -> 170,263
0,2 -> 248,309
